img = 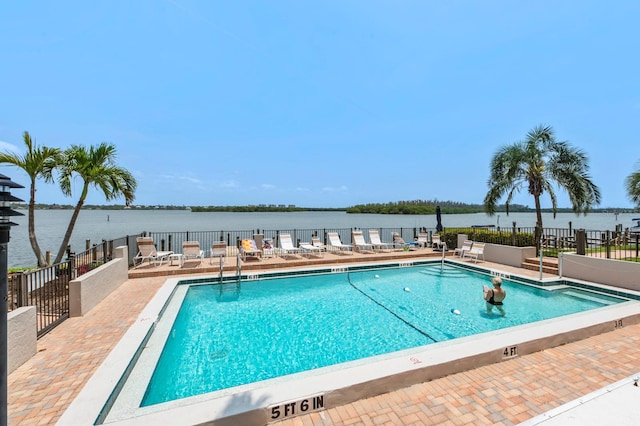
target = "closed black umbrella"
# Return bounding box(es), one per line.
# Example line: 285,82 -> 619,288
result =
435,205 -> 443,232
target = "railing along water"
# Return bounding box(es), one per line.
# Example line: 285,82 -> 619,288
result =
8,223 -> 640,340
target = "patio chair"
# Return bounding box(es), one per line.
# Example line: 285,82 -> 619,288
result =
352,230 -> 374,253
416,233 -> 429,248
240,238 -> 262,261
463,242 -> 485,263
209,241 -> 227,265
299,241 -> 324,258
181,241 -> 204,267
133,237 -> 174,268
327,232 -> 353,254
368,229 -> 394,252
432,234 -> 447,251
278,233 -> 301,258
311,236 -> 328,252
392,232 -> 419,251
453,240 -> 473,258
262,238 -> 276,258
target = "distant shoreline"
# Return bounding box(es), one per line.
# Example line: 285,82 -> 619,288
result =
10,203 -> 637,215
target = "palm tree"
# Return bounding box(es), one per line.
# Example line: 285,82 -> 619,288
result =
53,143 -> 137,264
484,125 -> 601,231
0,132 -> 61,267
625,161 -> 640,208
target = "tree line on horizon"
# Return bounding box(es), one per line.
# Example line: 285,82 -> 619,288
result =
9,201 -> 635,214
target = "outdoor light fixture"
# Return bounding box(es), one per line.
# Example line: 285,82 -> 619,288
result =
0,173 -> 24,426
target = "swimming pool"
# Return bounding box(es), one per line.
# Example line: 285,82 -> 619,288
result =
65,261 -> 640,425
140,265 -> 623,406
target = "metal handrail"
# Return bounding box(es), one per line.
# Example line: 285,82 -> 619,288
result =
236,253 -> 242,282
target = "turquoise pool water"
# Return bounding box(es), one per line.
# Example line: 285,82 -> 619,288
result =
142,265 -> 623,406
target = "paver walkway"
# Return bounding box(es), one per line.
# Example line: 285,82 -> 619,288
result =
7,259 -> 640,425
273,324 -> 640,425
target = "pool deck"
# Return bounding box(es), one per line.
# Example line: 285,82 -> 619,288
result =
8,250 -> 640,425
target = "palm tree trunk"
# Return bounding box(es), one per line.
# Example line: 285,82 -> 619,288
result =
533,195 -> 543,252
27,180 -> 46,267
534,195 -> 543,229
53,186 -> 88,264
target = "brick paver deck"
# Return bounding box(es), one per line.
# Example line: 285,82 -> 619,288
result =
7,254 -> 640,425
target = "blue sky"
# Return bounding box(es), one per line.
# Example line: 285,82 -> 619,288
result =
1,1 -> 639,209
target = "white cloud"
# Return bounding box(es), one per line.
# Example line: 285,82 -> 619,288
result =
322,185 -> 348,192
219,180 -> 238,188
261,184 -> 275,190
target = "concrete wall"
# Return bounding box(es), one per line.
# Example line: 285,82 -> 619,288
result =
484,243 -> 537,267
561,253 -> 640,292
69,246 -> 129,317
457,234 -> 536,267
8,306 -> 37,374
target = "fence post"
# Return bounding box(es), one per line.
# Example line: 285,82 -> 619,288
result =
69,253 -> 76,280
511,222 -> 516,246
605,230 -> 611,259
576,229 -> 586,255
103,240 -> 109,262
17,271 -> 27,308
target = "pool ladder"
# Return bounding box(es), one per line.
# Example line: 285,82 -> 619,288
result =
218,254 -> 241,301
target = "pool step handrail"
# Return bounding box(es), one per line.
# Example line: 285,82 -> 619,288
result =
218,255 -> 224,283
236,253 -> 242,282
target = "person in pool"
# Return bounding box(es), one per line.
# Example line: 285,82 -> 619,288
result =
483,276 -> 506,316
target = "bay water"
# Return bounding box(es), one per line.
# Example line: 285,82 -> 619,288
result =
8,209 -> 638,268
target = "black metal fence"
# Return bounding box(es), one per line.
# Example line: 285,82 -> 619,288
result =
443,226 -> 640,262
7,262 -> 71,338
146,227 -> 425,257
7,239 -> 115,337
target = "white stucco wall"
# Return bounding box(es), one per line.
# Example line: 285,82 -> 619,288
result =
69,246 -> 129,317
456,234 -> 536,267
8,306 -> 37,374
561,253 -> 640,292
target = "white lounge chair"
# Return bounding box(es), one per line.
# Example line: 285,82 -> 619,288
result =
262,238 -> 276,258
368,229 -> 394,252
432,234 -> 447,251
392,232 -> 418,251
299,241 -> 323,258
133,237 -> 173,268
240,239 -> 262,261
327,232 -> 353,254
279,233 -> 301,258
352,230 -> 374,253
463,242 -> 485,263
454,240 -> 473,258
311,236 -> 328,252
210,241 -> 227,265
416,232 -> 429,248
181,241 -> 204,267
